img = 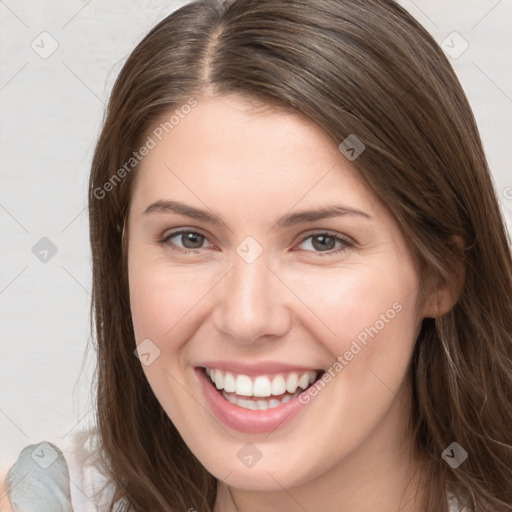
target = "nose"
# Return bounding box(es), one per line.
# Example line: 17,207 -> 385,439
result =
212,246 -> 292,345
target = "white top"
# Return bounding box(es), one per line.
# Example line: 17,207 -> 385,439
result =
63,428 -> 119,511
447,493 -> 469,512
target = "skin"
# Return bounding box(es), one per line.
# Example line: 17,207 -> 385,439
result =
1,472 -> 14,512
126,93 -> 458,512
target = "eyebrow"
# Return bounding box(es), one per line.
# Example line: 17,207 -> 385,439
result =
143,200 -> 372,228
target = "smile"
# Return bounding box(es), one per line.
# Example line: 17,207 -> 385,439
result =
204,367 -> 321,410
196,364 -> 325,433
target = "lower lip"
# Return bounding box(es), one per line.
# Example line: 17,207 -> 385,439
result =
195,368 -> 312,434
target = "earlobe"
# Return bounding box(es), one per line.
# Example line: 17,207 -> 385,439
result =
421,235 -> 466,319
422,284 -> 456,319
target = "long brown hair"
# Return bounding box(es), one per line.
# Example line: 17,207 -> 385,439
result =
87,0 -> 512,510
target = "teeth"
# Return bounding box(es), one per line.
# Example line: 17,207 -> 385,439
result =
221,389 -> 303,410
223,372 -> 236,393
286,372 -> 299,393
298,372 -> 311,390
205,367 -> 319,397
235,374 -> 253,396
214,369 -> 223,390
253,376 -> 271,397
271,375 -> 287,395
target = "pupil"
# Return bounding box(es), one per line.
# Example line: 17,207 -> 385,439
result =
184,233 -> 203,249
181,234 -> 335,251
313,235 -> 334,251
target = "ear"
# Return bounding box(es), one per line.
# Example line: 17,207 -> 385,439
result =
421,235 -> 466,319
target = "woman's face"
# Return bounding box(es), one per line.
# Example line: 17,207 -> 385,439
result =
126,94 -> 431,492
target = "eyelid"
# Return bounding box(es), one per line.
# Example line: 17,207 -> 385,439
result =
299,228 -> 355,246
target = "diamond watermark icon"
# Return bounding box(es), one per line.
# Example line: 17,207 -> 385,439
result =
338,134 -> 365,161
236,236 -> 263,264
236,442 -> 263,468
31,31 -> 59,59
31,442 -> 59,469
441,441 -> 468,468
134,338 -> 161,366
32,237 -> 58,263
441,32 -> 469,59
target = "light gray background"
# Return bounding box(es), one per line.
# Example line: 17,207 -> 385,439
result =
1,0 -> 511,473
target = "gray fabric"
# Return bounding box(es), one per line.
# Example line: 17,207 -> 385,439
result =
5,441 -> 73,512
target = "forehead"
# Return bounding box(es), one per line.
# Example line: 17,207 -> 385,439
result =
129,94 -> 379,217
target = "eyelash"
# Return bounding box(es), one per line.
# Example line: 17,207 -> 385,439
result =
158,229 -> 354,257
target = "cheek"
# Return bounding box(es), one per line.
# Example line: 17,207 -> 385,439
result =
128,257 -> 207,431
288,259 -> 420,371
128,255 -> 206,344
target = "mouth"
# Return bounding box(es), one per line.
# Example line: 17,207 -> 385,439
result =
198,366 -> 325,411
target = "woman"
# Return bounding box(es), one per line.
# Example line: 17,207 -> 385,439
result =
4,0 -> 512,511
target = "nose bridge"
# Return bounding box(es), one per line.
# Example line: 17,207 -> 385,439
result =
213,239 -> 290,343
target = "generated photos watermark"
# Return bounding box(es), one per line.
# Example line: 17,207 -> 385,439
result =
93,97 -> 198,200
298,301 -> 403,404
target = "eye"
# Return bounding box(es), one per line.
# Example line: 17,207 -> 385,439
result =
159,229 -> 354,256
159,229 -> 211,252
296,231 -> 354,256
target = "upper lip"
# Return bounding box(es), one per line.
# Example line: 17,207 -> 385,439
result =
196,360 -> 324,376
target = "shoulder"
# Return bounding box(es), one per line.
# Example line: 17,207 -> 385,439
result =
2,428 -> 120,512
